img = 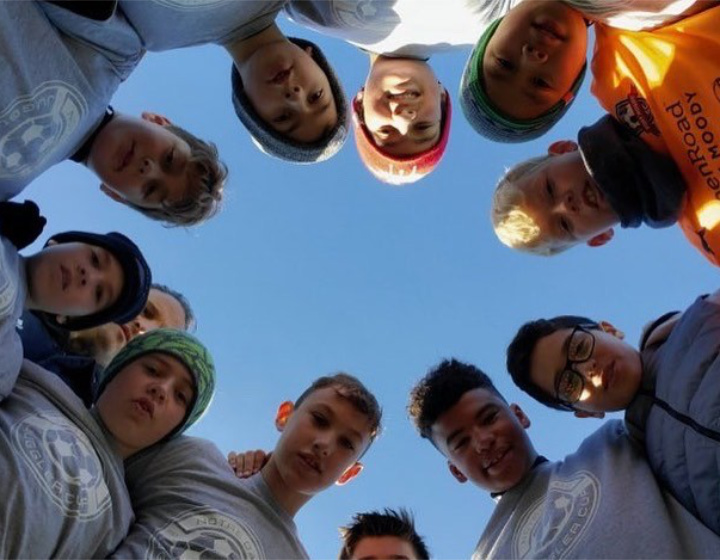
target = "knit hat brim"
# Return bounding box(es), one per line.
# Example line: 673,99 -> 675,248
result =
94,328 -> 216,439
459,17 -> 586,143
352,88 -> 452,185
231,37 -> 348,163
42,231 -> 151,330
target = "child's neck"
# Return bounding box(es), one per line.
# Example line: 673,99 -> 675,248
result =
223,22 -> 286,67
260,458 -> 313,517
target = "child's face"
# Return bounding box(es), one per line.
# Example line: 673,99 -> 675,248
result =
529,326 -> 642,414
351,536 -> 417,560
68,288 -> 187,366
515,150 -> 619,250
483,0 -> 587,120
96,353 -> 194,458
27,242 -> 124,318
272,386 -> 372,496
240,43 -> 338,143
431,388 -> 536,494
87,113 -> 195,209
359,57 -> 443,156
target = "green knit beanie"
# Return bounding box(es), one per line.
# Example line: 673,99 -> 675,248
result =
459,17 -> 586,143
94,328 -> 216,437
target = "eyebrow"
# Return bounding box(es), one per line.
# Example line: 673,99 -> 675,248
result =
445,403 -> 495,447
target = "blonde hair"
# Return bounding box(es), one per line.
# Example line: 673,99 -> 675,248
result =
127,125 -> 228,227
491,154 -> 571,256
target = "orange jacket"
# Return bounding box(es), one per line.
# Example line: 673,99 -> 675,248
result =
591,6 -> 720,266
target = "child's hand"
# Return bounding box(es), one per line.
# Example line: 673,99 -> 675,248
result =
0,200 -> 47,250
227,449 -> 269,478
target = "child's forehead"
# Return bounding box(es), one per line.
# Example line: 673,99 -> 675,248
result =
300,386 -> 374,431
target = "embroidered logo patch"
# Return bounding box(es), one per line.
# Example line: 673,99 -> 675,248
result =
512,471 -> 600,558
147,507 -> 264,559
614,86 -> 660,137
12,412 -> 111,519
0,81 -> 86,178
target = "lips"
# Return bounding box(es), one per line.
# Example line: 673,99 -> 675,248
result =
297,452 -> 321,474
134,398 -> 154,419
60,265 -> 70,291
481,446 -> 510,473
533,20 -> 565,42
116,141 -> 135,173
269,66 -> 292,85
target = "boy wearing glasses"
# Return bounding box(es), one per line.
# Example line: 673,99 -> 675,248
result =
506,292 -> 720,536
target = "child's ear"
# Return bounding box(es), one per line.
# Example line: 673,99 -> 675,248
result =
274,401 -> 294,432
448,462 -> 468,484
335,461 -> 363,486
141,112 -> 173,127
100,184 -> 126,204
587,228 -> 614,247
574,410 -> 605,419
599,320 -> 624,340
354,88 -> 364,105
548,140 -> 578,156
509,403 -> 531,429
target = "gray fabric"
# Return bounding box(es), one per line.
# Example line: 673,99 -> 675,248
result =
474,420 -> 720,559
0,237 -> 27,399
283,0 -> 519,58
0,359 -> 132,558
117,0 -> 286,50
0,1 -> 143,201
114,436 -> 309,559
627,296 -> 720,536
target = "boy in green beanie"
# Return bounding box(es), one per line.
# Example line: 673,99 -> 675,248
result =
0,328 -> 216,558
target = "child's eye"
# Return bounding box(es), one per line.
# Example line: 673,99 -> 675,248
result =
340,437 -> 355,451
144,364 -> 159,376
546,180 -> 554,202
143,182 -> 158,201
91,250 -> 100,268
454,436 -> 470,452
164,148 -> 175,169
533,77 -> 551,89
496,57 -> 513,70
311,412 -> 329,427
414,122 -> 434,132
142,304 -> 157,320
309,89 -> 323,104
95,285 -> 103,305
482,411 -> 499,426
560,217 -> 573,234
176,391 -> 190,407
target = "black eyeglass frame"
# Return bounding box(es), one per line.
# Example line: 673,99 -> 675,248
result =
553,323 -> 599,410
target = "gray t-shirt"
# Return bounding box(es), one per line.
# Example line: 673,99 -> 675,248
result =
118,0 -> 286,50
0,1 -> 143,200
284,0 -> 701,59
0,236 -> 26,397
114,436 -> 309,559
474,420 -> 720,559
0,359 -> 133,558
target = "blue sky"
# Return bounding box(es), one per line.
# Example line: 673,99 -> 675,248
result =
22,16 -> 719,559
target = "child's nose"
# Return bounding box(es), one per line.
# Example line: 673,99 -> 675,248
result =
284,85 -> 301,100
522,43 -> 548,63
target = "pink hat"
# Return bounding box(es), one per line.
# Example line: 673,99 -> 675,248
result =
352,90 -> 451,185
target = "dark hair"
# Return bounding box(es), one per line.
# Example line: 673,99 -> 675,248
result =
126,124 -> 228,226
296,373 -> 382,442
151,283 -> 196,332
507,315 -> 597,410
408,359 -> 504,441
339,508 -> 430,560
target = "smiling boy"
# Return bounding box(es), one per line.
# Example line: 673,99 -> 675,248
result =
112,373 -> 381,559
0,229 -> 151,397
408,358 -> 720,557
115,0 -> 347,163
491,114 -> 687,255
507,290 -> 720,535
0,328 -> 216,558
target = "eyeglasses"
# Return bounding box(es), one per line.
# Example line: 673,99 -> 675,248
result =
554,325 -> 596,407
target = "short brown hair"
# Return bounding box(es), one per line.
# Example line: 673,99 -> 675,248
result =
296,373 -> 382,443
127,124 -> 228,226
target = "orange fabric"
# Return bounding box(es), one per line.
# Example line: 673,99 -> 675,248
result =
591,6 -> 720,266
